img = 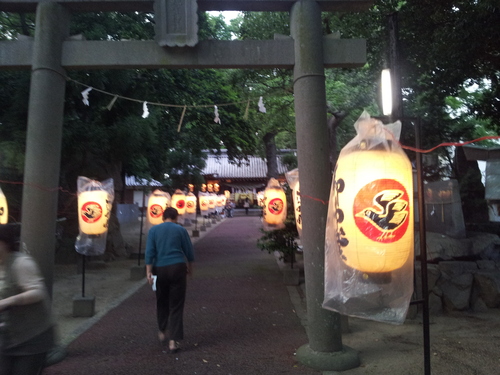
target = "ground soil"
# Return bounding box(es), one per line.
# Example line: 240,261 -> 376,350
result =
51,218 -> 500,374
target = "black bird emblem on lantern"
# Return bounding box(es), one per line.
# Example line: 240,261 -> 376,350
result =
355,189 -> 408,241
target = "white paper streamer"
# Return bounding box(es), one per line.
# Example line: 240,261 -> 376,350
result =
81,87 -> 92,106
258,96 -> 267,113
214,105 -> 221,124
142,101 -> 149,118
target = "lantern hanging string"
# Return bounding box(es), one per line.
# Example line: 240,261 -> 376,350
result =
399,135 -> 500,153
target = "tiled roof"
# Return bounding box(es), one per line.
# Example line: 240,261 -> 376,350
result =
125,175 -> 162,187
202,153 -> 290,179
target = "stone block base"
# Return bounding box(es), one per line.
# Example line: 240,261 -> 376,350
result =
73,295 -> 95,317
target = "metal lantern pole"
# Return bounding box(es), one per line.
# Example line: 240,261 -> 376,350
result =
414,118 -> 431,375
137,187 -> 146,266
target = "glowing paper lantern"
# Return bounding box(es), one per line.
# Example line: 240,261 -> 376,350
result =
0,187 -> 8,224
171,189 -> 186,215
199,193 -> 209,212
263,178 -> 287,228
208,193 -> 216,209
334,145 -> 413,274
78,190 -> 110,235
148,190 -> 170,225
216,195 -> 225,208
257,191 -> 265,207
186,192 -> 197,214
285,169 -> 302,237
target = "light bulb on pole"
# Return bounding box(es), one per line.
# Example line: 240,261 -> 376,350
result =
381,68 -> 393,117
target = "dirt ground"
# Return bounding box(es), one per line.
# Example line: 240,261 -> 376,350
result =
51,218 -> 500,374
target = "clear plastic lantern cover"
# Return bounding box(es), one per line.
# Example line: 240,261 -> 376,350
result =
147,190 -> 171,226
75,176 -> 114,256
208,193 -> 216,210
185,192 -> 197,222
199,193 -> 209,213
262,178 -> 287,230
0,187 -> 8,224
171,189 -> 186,215
257,191 -> 265,207
323,112 -> 414,324
285,169 -> 302,238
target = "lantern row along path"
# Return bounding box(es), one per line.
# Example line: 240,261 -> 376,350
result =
45,215 -> 320,375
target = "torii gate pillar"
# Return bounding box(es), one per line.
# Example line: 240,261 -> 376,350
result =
291,1 -> 359,370
20,2 -> 70,297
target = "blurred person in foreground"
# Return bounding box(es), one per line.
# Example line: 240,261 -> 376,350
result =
0,224 -> 54,375
145,207 -> 194,353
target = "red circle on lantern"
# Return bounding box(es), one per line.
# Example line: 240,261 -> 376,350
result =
81,201 -> 103,223
176,200 -> 185,209
149,204 -> 164,218
187,201 -> 195,208
353,179 -> 410,243
268,198 -> 284,215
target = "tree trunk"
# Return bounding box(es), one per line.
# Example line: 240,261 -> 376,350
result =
263,132 -> 279,179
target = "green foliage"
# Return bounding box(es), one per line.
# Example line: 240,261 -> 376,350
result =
257,185 -> 299,263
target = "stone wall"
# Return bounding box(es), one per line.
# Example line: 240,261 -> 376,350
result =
414,231 -> 500,314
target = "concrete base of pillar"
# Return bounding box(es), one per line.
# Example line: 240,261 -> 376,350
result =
72,295 -> 95,317
130,265 -> 145,281
199,225 -> 206,232
192,229 -> 200,237
296,344 -> 360,372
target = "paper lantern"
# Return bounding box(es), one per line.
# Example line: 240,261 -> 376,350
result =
334,148 -> 413,273
186,192 -> 197,214
78,190 -> 110,235
208,193 -> 216,209
263,179 -> 287,227
291,181 -> 302,235
171,189 -> 186,215
0,187 -> 8,224
257,191 -> 265,207
147,190 -> 170,225
199,194 -> 209,212
216,195 -> 225,207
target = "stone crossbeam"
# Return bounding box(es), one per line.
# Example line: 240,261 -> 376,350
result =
0,0 -> 372,13
0,38 -> 366,70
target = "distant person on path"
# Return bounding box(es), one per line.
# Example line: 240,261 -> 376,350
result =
0,224 -> 55,375
145,207 -> 194,353
244,198 -> 250,215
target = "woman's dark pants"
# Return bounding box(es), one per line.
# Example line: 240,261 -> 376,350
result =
155,263 -> 187,341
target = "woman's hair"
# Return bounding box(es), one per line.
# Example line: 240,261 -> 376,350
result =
163,207 -> 179,221
0,223 -> 20,252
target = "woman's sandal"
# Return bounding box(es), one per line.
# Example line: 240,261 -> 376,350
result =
169,340 -> 180,353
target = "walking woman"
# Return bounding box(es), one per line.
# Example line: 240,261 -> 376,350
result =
0,224 -> 55,375
145,207 -> 194,353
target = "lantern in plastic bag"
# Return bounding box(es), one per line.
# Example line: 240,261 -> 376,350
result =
199,193 -> 209,212
323,112 -> 414,324
285,169 -> 302,238
78,190 -> 110,235
186,192 -> 197,214
0,187 -> 8,224
148,190 -> 170,225
257,191 -> 265,207
171,189 -> 186,215
75,177 -> 114,256
208,193 -> 216,209
263,178 -> 287,229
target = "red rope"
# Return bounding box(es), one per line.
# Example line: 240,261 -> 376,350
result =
400,135 -> 500,153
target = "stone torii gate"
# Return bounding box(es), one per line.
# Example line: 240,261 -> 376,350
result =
0,0 -> 371,370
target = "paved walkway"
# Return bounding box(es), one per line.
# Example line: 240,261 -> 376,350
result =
44,216 -> 319,375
